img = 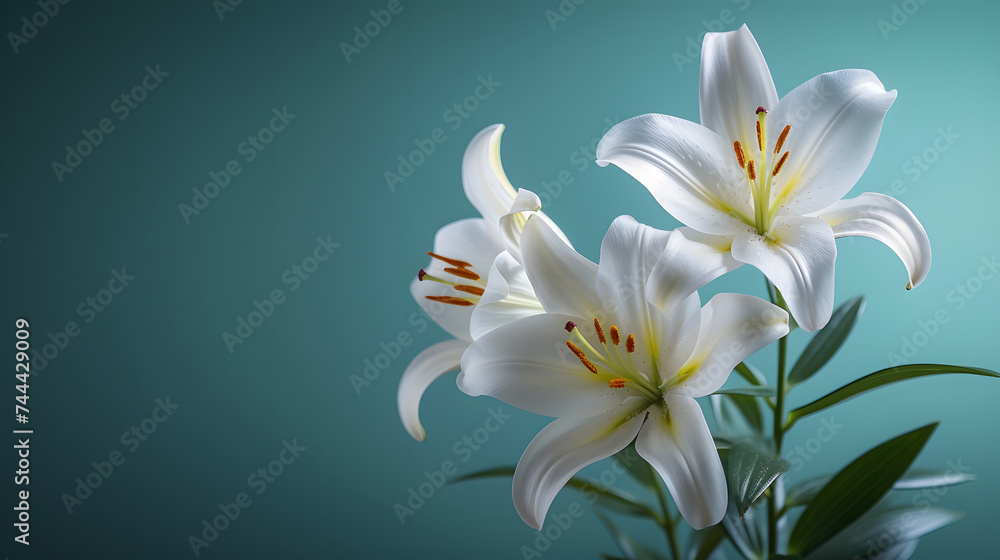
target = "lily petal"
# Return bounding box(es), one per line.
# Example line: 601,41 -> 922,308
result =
397,339 -> 471,441
769,69 -> 897,214
513,407 -> 647,529
469,252 -> 544,340
635,396 -> 727,529
814,192 -> 931,290
411,218 -> 503,341
458,313 -> 645,418
521,215 -> 601,317
462,124 -> 519,226
731,216 -> 837,332
700,24 -> 779,153
646,227 -> 742,319
671,293 -> 789,398
596,114 -> 753,235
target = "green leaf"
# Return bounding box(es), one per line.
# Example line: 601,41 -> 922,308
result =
805,506 -> 963,559
788,296 -> 864,386
775,287 -> 799,332
714,386 -> 776,397
593,509 -> 666,560
712,393 -> 764,434
614,444 -> 658,491
787,364 -> 1000,425
727,444 -> 790,518
787,423 -> 938,556
718,449 -> 764,559
688,524 -> 726,560
450,466 -> 657,518
785,467 -> 975,509
734,361 -> 765,386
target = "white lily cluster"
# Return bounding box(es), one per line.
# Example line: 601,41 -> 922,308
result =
397,25 -> 930,532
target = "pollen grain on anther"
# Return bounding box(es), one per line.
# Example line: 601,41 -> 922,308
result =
610,326 -> 621,346
593,317 -> 607,345
426,251 -> 473,269
772,151 -> 790,176
625,334 -> 635,354
747,160 -> 757,181
566,341 -> 599,374
733,140 -> 746,169
774,124 -> 791,154
444,267 -> 480,281
609,378 -> 627,389
424,295 -> 475,307
454,284 -> 486,296
756,120 -> 763,151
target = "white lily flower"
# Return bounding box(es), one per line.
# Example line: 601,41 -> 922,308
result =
457,215 -> 789,529
399,124 -> 568,441
596,24 -> 931,331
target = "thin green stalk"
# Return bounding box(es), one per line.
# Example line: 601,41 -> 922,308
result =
768,332 -> 788,558
650,462 -> 682,560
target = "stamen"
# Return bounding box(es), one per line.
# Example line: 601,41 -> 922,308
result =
747,160 -> 756,181
772,151 -> 789,176
565,321 -> 578,333
609,378 -> 627,389
593,317 -> 606,345
625,334 -> 635,354
454,284 -> 485,296
610,326 -> 620,346
426,251 -> 473,269
733,141 -> 746,169
774,125 -> 791,154
566,341 -> 599,374
756,120 -> 763,151
419,270 -> 456,285
424,295 -> 475,307
444,267 -> 480,281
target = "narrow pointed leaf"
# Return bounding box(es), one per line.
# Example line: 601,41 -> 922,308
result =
727,444 -> 791,517
788,423 -> 938,556
734,361 -> 765,386
806,506 -> 962,559
788,296 -> 864,386
614,444 -> 658,491
786,467 -> 975,509
689,524 -> 726,560
725,394 -> 764,433
594,509 -> 667,560
714,386 -> 776,397
788,365 -> 1000,424
718,449 -> 764,559
450,466 -> 657,518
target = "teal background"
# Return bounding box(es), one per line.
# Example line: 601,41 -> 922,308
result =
2,0 -> 998,558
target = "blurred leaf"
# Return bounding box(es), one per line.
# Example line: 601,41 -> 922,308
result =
714,393 -> 764,434
714,386 -> 776,398
788,296 -> 865,386
727,444 -> 791,518
594,509 -> 667,560
688,524 -> 726,560
614,444 -> 658,491
451,466 -> 657,518
734,361 -> 766,386
805,506 -> 962,560
787,365 -> 1000,424
786,466 -> 976,509
787,424 -> 938,556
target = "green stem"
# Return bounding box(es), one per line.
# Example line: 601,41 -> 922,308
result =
651,462 -> 682,560
768,330 -> 788,558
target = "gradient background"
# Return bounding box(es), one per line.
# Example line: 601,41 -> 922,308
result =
2,1 -> 998,558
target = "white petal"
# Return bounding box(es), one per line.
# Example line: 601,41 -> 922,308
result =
513,408 -> 647,529
670,294 -> 788,398
595,216 -> 673,348
646,227 -> 742,319
768,70 -> 897,214
397,339 -> 470,441
635,396 -> 727,529
596,114 -> 753,235
654,293 -> 703,384
521,215 -> 601,317
412,218 -> 503,341
462,124 -> 518,225
498,189 -> 542,264
458,313 -> 646,418
814,193 -> 931,290
469,252 -> 544,340
731,216 -> 837,332
699,24 -> 779,150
